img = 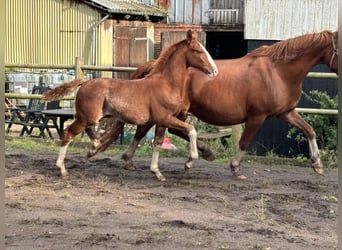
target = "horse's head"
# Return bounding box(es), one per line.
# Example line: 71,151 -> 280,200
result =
325,30 -> 338,74
185,30 -> 218,77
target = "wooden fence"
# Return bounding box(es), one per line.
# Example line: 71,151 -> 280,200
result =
5,57 -> 338,146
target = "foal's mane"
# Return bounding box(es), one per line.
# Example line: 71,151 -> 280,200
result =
249,30 -> 333,63
148,39 -> 187,75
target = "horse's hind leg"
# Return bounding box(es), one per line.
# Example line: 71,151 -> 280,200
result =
231,116 -> 265,179
150,126 -> 167,181
57,120 -> 87,177
122,124 -> 154,170
280,110 -> 323,175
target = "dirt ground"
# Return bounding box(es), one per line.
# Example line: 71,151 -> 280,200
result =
5,148 -> 337,250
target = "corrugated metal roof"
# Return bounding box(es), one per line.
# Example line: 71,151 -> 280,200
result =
83,0 -> 167,21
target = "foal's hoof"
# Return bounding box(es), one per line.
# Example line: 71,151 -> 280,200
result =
153,172 -> 166,182
184,161 -> 194,170
202,149 -> 215,161
60,171 -> 69,179
231,166 -> 247,179
234,174 -> 247,180
158,175 -> 166,182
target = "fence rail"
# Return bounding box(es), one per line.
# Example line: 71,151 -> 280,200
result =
5,57 -> 338,116
5,56 -> 338,148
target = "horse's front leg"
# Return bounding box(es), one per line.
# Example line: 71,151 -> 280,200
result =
184,125 -> 198,170
122,124 -> 154,170
168,128 -> 216,161
150,120 -> 198,181
280,110 -> 323,175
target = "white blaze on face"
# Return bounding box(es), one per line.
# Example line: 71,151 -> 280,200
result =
199,43 -> 218,77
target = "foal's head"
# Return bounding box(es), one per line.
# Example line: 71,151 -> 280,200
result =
184,30 -> 218,77
151,30 -> 218,78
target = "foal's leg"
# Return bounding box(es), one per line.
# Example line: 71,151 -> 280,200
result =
280,110 -> 323,175
231,116 -> 266,179
56,120 -> 87,177
122,124 -> 154,170
150,118 -> 198,181
168,128 -> 216,161
168,111 -> 215,161
150,126 -> 167,181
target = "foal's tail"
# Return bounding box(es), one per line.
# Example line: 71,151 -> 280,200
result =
42,78 -> 87,101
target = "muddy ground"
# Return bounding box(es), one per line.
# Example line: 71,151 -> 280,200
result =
5,148 -> 337,250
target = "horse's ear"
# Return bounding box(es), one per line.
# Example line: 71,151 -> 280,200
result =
186,29 -> 197,44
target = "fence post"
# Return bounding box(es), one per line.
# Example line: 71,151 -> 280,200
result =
75,56 -> 84,79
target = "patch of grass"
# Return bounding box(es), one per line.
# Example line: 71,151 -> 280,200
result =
126,227 -> 169,245
61,192 -> 71,199
321,195 -> 338,202
5,136 -> 59,152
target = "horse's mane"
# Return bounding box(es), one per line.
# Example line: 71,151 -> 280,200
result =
249,30 -> 333,63
131,60 -> 156,79
148,39 -> 187,75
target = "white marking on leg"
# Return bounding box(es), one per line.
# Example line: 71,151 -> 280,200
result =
188,126 -> 198,160
308,136 -> 323,174
231,150 -> 245,168
56,142 -> 71,177
92,139 -> 101,149
185,126 -> 198,170
150,145 -> 165,181
231,150 -> 247,179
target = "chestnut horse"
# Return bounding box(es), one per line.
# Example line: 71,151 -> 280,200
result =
42,29 -> 218,177
92,30 -> 338,181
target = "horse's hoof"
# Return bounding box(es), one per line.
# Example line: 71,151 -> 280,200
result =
60,171 -> 69,179
158,175 -> 166,182
202,149 -> 215,161
232,173 -> 247,180
153,172 -> 166,182
184,159 -> 194,170
312,161 -> 324,175
87,150 -> 96,158
124,163 -> 136,170
313,166 -> 324,175
121,154 -> 129,160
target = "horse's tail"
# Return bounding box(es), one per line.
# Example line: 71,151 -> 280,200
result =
42,78 -> 87,101
131,60 -> 156,79
97,124 -> 123,153
87,122 -> 124,158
